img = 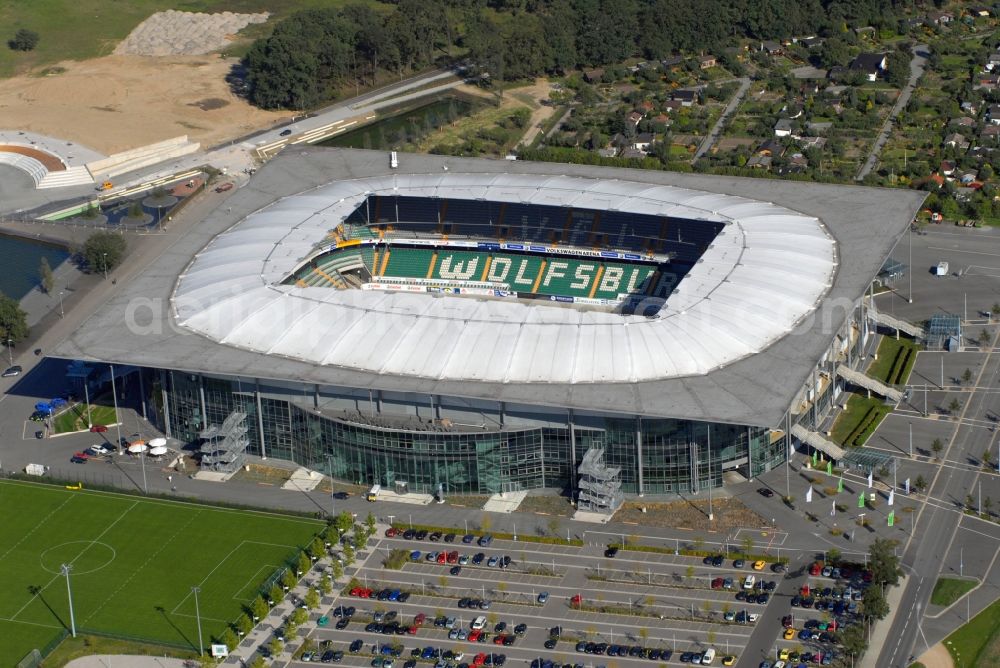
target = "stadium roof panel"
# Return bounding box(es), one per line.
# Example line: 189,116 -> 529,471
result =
52,148 -> 925,427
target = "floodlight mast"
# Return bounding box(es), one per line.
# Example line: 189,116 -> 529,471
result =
192,585 -> 203,655
61,564 -> 76,638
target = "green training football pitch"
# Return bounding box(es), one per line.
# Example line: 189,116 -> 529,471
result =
0,480 -> 323,665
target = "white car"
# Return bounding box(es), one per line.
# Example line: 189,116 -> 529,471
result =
87,444 -> 110,456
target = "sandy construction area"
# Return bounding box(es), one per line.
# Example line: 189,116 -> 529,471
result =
0,55 -> 285,155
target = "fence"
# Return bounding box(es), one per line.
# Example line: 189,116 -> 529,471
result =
16,630 -> 68,668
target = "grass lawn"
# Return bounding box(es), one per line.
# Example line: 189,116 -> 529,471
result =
830,393 -> 892,447
0,480 -> 322,664
943,596 -> 1000,668
866,337 -> 919,386
930,577 -> 977,607
52,403 -> 118,434
0,0 -> 386,78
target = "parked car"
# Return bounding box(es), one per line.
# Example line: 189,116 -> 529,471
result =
2,365 -> 22,377
90,424 -> 108,433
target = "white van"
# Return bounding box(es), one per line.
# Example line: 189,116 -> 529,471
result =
471,616 -> 486,630
367,484 -> 381,502
742,574 -> 755,590
935,261 -> 949,276
701,648 -> 716,665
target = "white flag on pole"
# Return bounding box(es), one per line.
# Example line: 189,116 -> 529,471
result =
888,489 -> 894,506
904,478 -> 910,495
867,471 -> 873,489
831,500 -> 836,517
806,486 -> 813,503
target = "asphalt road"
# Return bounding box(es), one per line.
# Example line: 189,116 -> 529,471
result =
856,44 -> 929,181
693,78 -> 751,162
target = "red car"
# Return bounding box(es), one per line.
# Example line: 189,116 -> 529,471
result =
447,551 -> 459,564
414,613 -> 426,626
385,528 -> 398,538
436,552 -> 447,564
473,654 -> 487,666
89,424 -> 108,433
809,562 -> 823,576
493,635 -> 506,645
408,625 -> 418,634
73,451 -> 91,459
711,578 -> 724,590
468,630 -> 481,642
570,594 -> 582,607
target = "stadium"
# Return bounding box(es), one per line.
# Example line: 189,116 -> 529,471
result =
53,148 -> 925,508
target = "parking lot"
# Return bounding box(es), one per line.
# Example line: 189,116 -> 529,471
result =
278,527 -> 813,667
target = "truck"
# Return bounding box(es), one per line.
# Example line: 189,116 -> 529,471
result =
935,261 -> 949,276
366,484 -> 381,502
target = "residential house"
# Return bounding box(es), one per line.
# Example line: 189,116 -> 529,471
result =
632,133 -> 656,152
757,139 -> 786,157
828,65 -> 851,81
799,136 -> 827,150
597,147 -> 618,159
746,155 -> 773,169
951,116 -> 976,129
761,41 -> 783,56
774,118 -> 794,137
639,100 -> 655,113
583,68 -> 605,84
854,26 -> 876,37
652,113 -> 670,125
672,90 -> 698,107
663,99 -> 684,111
800,36 -> 824,49
805,121 -> 833,134
987,104 -> 1000,124
975,74 -> 1000,90
968,7 -> 991,18
981,125 -> 1000,143
985,52 -> 1000,71
959,171 -> 977,185
621,147 -> 646,160
660,55 -> 685,69
927,10 -> 954,25
626,111 -> 644,128
943,132 -> 970,150
902,18 -> 925,30
698,55 -> 717,69
940,159 -> 956,176
961,101 -> 977,114
850,53 -> 887,81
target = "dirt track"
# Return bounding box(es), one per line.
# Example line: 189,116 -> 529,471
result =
0,55 -> 284,155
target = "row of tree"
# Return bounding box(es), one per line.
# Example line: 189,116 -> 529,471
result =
244,0 -> 941,110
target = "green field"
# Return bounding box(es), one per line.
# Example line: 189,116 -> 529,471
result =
0,0 -> 386,78
944,596 -> 1000,668
931,577 -> 977,607
0,480 -> 322,666
52,403 -> 118,434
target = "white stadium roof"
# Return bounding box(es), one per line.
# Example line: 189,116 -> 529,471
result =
53,148 -> 925,426
172,173 -> 837,384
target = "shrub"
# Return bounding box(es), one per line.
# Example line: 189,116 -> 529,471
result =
8,29 -> 39,52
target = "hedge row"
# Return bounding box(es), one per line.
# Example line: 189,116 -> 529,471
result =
618,543 -> 789,564
390,521 -> 583,546
850,406 -> 890,447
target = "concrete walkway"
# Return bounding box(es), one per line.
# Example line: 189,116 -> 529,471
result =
64,656 -> 190,668
860,574 -> 908,668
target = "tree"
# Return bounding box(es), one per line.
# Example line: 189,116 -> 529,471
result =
305,588 -> 320,609
308,537 -> 325,560
268,583 -> 283,604
268,637 -> 284,656
885,49 -> 911,88
334,511 -> 354,534
949,398 -> 962,414
868,538 -> 902,587
740,536 -> 754,556
931,439 -> 943,458
914,474 -> 927,492
248,656 -> 267,668
366,512 -> 377,535
331,560 -> 344,580
547,517 -> 561,537
827,548 -> 842,565
297,551 -> 312,575
981,330 -> 992,347
0,292 -> 29,343
685,565 -> 695,583
281,569 -> 298,591
39,257 -> 54,294
320,575 -> 333,595
8,29 -> 39,52
984,496 -> 993,516
861,582 -> 889,620
236,612 -> 253,636
82,232 -> 126,275
250,595 -> 269,621
219,627 -> 238,650
342,542 -> 355,565
962,368 -> 973,384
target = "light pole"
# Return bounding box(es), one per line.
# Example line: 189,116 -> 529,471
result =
110,364 -> 122,454
102,252 -> 108,280
61,564 -> 76,637
5,337 -> 11,367
908,422 -> 912,458
191,586 -> 204,656
326,454 -> 335,518
59,290 -> 64,318
140,449 -> 148,494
